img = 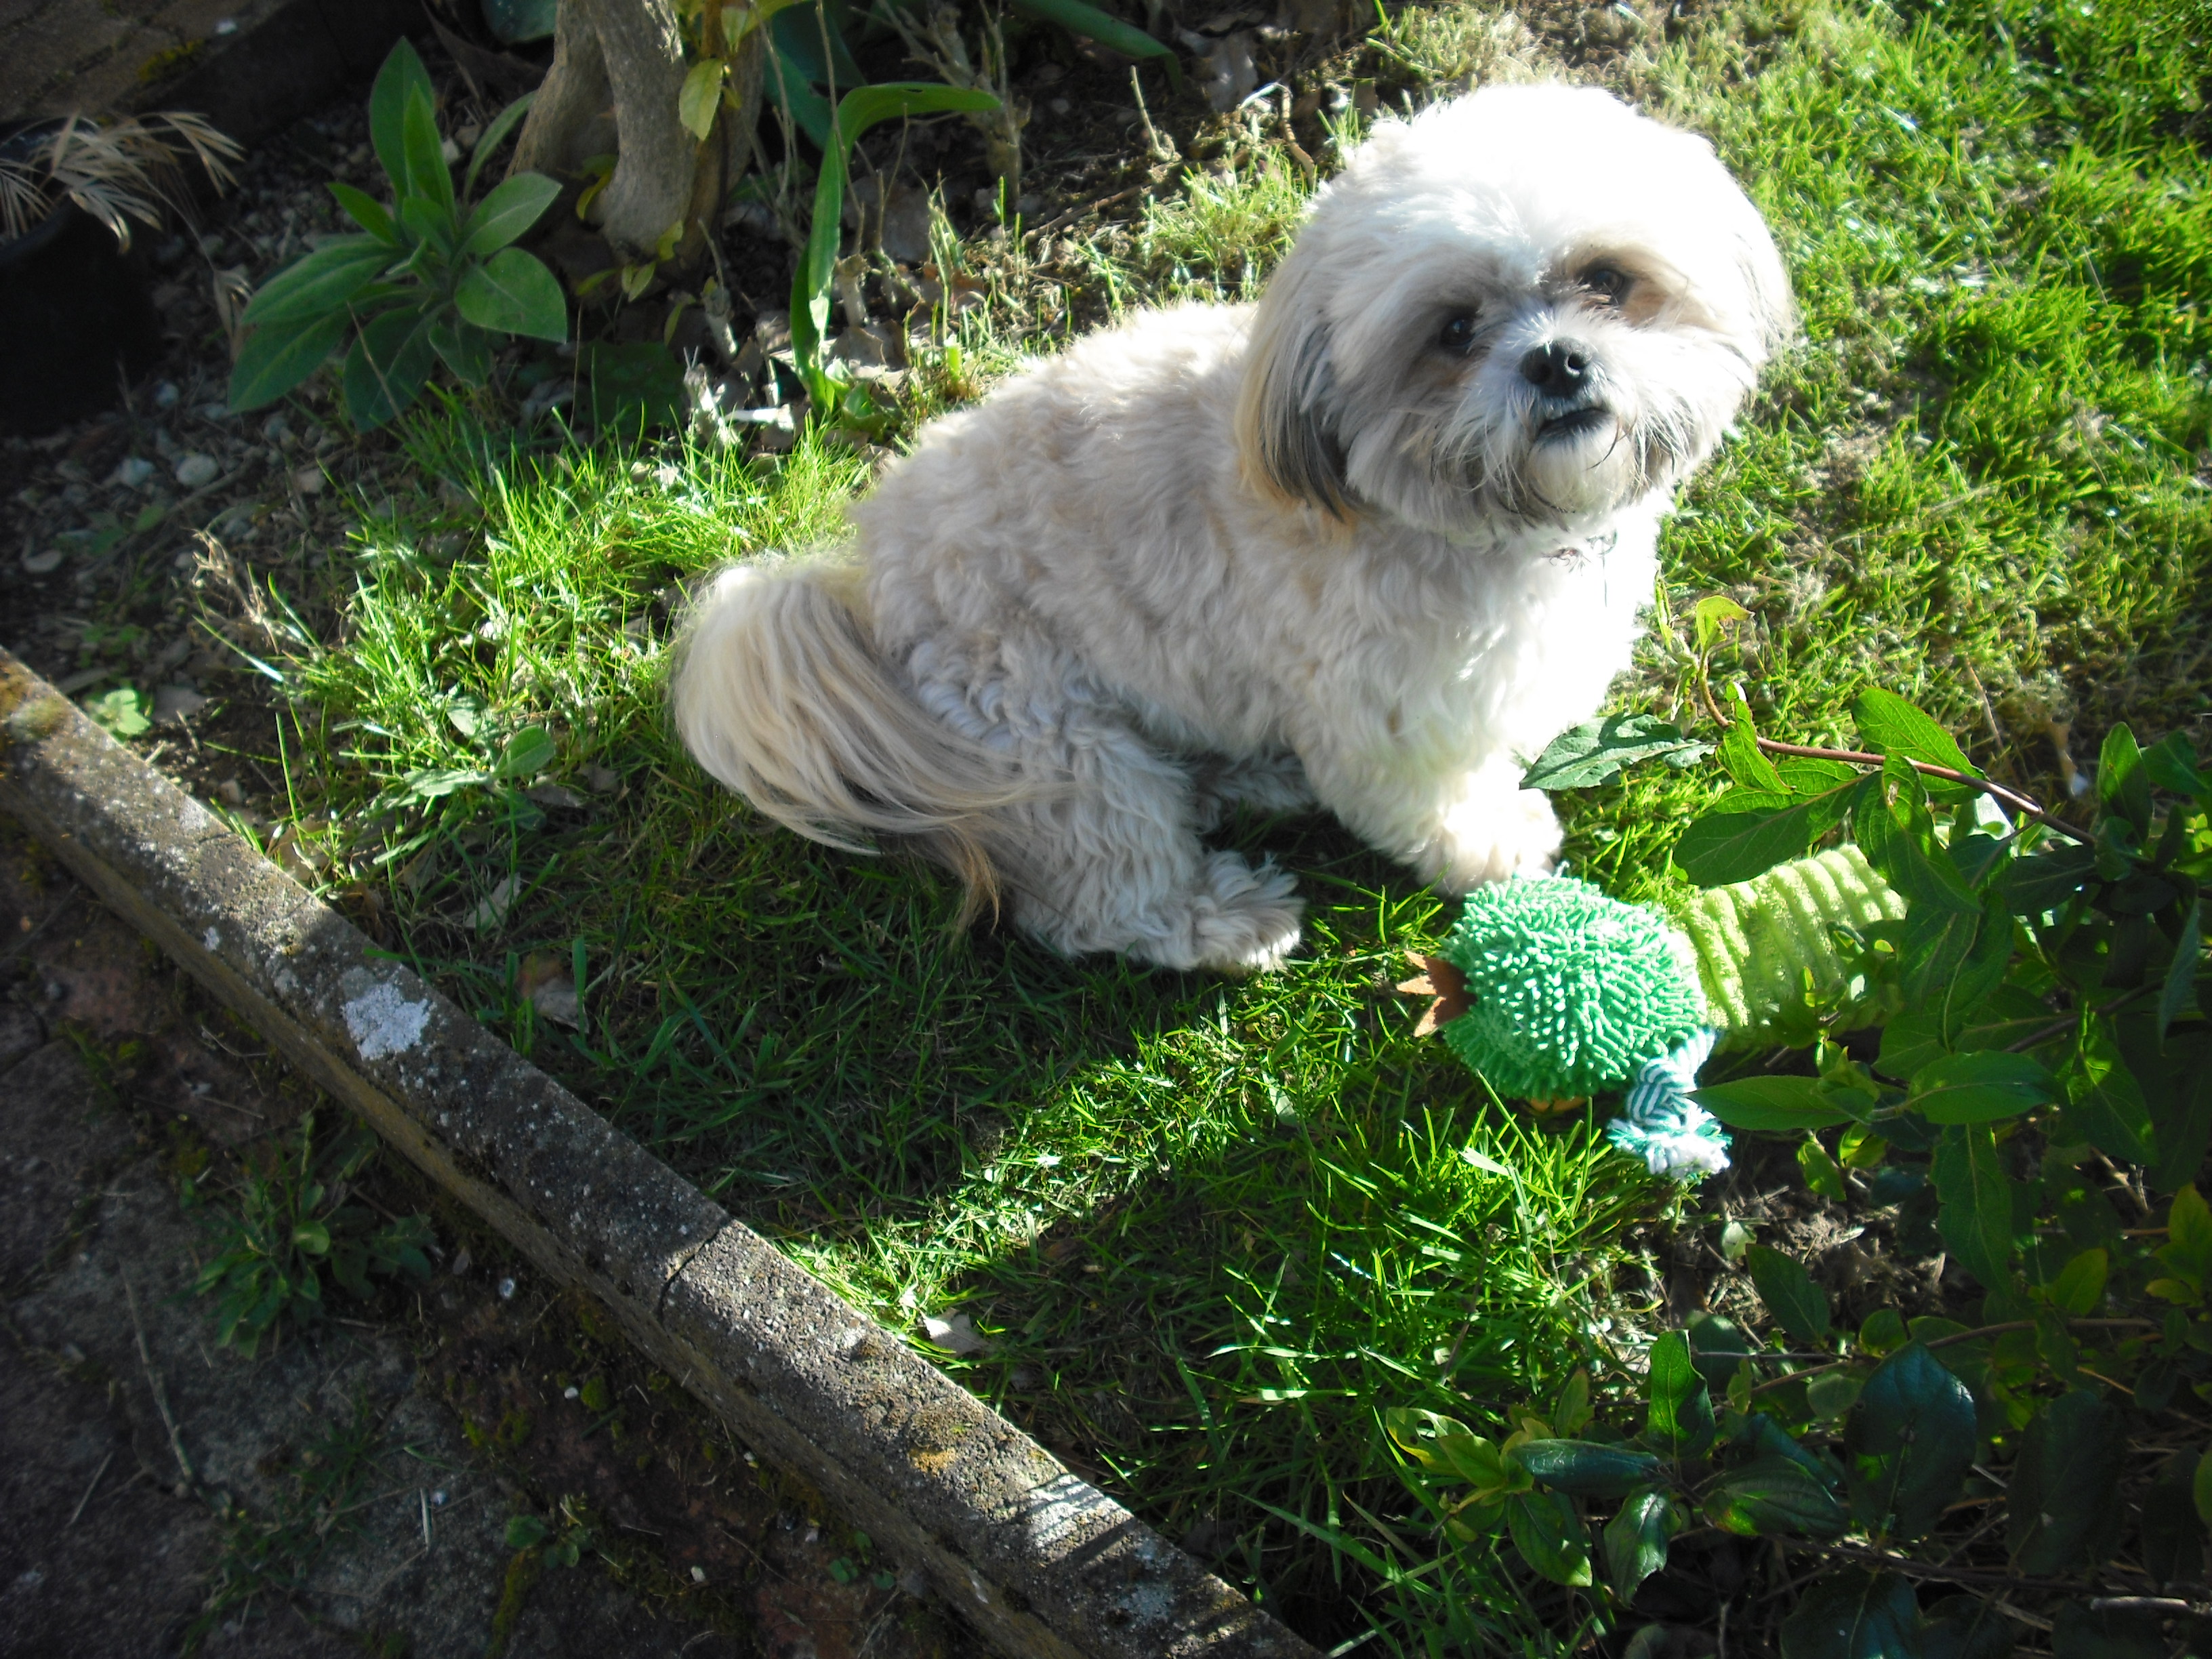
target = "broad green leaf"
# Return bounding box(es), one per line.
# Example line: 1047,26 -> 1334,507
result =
459,171 -> 561,258
679,58 -> 726,140
1505,1489 -> 1591,1586
1846,1342 -> 1975,1540
1856,758 -> 1978,917
1693,592 -> 1750,652
1009,0 -> 1181,86
464,91 -> 537,199
399,192 -> 457,254
456,248 -> 568,342
2161,1185 -> 2212,1284
2099,723 -> 2151,832
1780,1570 -> 1924,1659
506,1513 -> 550,1549
1509,1440 -> 1662,1497
2003,844 -> 2097,916
1858,1307 -> 1908,1355
2141,1465 -> 2206,1587
1553,1369 -> 1593,1437
292,1218 -> 331,1254
1746,1244 -> 1831,1345
2009,1391 -> 2123,1574
1704,1455 -> 1849,1538
2064,1027 -> 2156,1166
241,237 -> 394,326
1853,689 -> 1981,781
228,310 -> 350,411
1692,1075 -> 1872,1131
2144,732 -> 2211,802
341,305 -> 438,430
496,726 -> 557,778
1799,1136 -> 1847,1201
1603,1488 -> 1681,1605
2051,1601 -> 2168,1659
1686,1311 -> 1753,1392
1643,1331 -> 1713,1454
1930,1122 -> 2013,1289
328,181 -> 400,245
429,315 -> 494,388
2158,896 -> 2201,1042
1909,1050 -> 2055,1124
400,83 -> 455,216
1719,710 -> 1787,794
1519,714 -> 1711,791
1779,757 -> 1863,793
1921,1596 -> 2017,1659
368,37 -> 437,194
791,83 -> 1001,406
1936,895 -> 2014,1042
1675,795 -> 1832,887
2048,1248 -> 2108,1316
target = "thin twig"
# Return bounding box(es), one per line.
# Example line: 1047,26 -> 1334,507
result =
1022,184 -> 1145,243
1749,1317 -> 2154,1395
123,1273 -> 194,1488
1753,737 -> 2093,845
2091,1597 -> 2212,1616
65,1450 -> 115,1528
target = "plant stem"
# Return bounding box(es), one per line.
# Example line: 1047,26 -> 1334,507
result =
1754,737 -> 2093,846
1747,1317 -> 2155,1395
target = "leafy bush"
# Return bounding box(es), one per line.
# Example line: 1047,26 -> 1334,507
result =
1338,674 -> 2212,1655
227,40 -> 564,430
189,1110 -> 434,1356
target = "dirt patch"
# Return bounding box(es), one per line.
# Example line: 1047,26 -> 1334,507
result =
0,819 -> 954,1657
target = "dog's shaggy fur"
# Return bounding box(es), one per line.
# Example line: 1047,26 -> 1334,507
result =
672,84 -> 1794,972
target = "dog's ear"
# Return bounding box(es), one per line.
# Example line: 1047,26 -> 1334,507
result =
1734,218 -> 1799,361
1235,262 -> 1353,520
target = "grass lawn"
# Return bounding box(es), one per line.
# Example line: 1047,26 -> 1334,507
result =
217,0 -> 2209,1647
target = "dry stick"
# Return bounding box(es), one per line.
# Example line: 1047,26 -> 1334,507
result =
65,1450 -> 116,1529
123,1273 -> 194,1489
1022,184 -> 1145,244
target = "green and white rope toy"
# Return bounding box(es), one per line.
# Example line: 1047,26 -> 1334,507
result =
1422,848 -> 1904,1182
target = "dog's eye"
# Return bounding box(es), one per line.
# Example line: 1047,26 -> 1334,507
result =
1437,312 -> 1479,354
1582,266 -> 1631,304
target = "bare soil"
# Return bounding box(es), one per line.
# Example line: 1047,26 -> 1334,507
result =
0,821 -> 956,1658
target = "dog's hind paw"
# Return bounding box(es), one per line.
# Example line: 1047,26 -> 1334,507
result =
1133,851 -> 1305,974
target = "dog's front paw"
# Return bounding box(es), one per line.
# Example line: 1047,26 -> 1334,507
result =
1426,786 -> 1562,893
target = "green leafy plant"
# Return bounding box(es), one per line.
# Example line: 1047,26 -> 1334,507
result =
228,39 -> 562,430
188,1110 -> 434,1356
1372,676 -> 2212,1652
791,81 -> 1000,427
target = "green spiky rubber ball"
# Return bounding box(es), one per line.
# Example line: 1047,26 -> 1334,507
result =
1437,876 -> 1708,1101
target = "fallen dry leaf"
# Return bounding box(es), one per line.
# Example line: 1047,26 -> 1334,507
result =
1395,952 -> 1471,1037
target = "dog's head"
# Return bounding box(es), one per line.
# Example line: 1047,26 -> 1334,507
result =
1237,84 -> 1795,537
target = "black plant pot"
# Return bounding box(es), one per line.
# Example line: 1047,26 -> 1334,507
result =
0,197 -> 165,438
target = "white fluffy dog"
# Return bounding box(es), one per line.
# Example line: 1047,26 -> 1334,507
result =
672,83 -> 1793,972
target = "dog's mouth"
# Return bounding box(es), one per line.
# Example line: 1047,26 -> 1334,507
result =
1536,404 -> 1612,442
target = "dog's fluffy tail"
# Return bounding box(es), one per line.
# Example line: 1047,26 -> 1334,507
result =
668,558 -> 1029,906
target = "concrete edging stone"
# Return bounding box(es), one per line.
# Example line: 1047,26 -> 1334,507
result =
0,649 -> 1322,1659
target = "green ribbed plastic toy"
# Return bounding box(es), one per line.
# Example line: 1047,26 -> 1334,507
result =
1681,845 -> 1905,1047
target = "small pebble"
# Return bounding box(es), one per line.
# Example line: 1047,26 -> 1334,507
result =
691,1565 -> 707,1583
432,1490 -> 449,1507
152,382 -> 180,409
563,1385 -> 580,1399
496,1276 -> 516,1299
260,413 -> 291,444
174,453 -> 220,489
22,548 -> 64,575
1050,98 -> 1071,115
112,456 -> 155,488
292,467 -> 326,495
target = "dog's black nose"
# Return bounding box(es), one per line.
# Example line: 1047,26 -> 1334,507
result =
1519,341 -> 1591,394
